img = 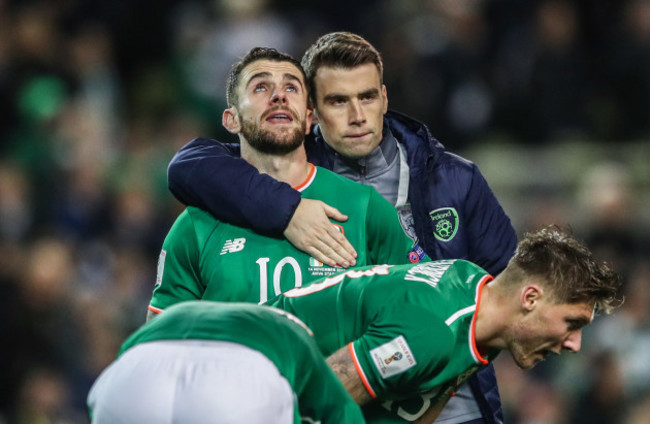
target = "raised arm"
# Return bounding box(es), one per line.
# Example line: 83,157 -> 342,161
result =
168,137 -> 357,267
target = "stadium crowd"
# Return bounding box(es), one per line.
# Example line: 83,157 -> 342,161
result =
0,0 -> 649,423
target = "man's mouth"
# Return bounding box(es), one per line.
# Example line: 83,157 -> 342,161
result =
345,132 -> 371,139
537,349 -> 557,361
265,110 -> 294,123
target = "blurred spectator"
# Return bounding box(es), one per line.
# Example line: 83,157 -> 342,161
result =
14,367 -> 84,424
575,161 -> 646,285
570,351 -> 626,424
0,162 -> 33,241
369,0 -> 493,147
491,0 -> 587,143
604,0 -> 650,139
588,261 -> 650,396
2,238 -> 85,420
625,391 -> 650,424
169,0 -> 298,137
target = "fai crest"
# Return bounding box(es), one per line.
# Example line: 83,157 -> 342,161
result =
429,207 -> 459,242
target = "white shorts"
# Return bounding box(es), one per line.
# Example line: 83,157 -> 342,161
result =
87,340 -> 295,424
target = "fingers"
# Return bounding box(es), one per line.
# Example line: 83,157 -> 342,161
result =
289,225 -> 357,268
322,203 -> 349,223
284,199 -> 358,268
305,241 -> 352,269
326,224 -> 357,264
315,203 -> 357,265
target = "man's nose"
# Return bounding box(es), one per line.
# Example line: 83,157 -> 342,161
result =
562,329 -> 582,353
349,100 -> 365,124
271,90 -> 288,104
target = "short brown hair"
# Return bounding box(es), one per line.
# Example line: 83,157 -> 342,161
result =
226,47 -> 306,107
301,32 -> 384,104
504,225 -> 623,314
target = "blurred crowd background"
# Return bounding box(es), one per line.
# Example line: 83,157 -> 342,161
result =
0,0 -> 649,423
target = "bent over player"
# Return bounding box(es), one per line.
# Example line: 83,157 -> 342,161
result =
88,301 -> 365,424
265,226 -> 623,422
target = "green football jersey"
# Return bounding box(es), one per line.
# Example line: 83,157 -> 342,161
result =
149,164 -> 421,313
120,301 -> 365,424
264,259 -> 501,423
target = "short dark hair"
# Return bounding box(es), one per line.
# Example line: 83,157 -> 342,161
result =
504,225 -> 623,314
301,32 -> 384,104
226,47 -> 306,107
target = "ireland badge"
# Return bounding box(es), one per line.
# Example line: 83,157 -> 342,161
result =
429,207 -> 459,242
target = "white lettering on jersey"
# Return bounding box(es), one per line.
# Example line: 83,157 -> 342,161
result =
283,265 -> 392,298
370,335 -> 416,379
257,257 -> 304,303
404,260 -> 456,287
220,238 -> 246,255
155,249 -> 166,287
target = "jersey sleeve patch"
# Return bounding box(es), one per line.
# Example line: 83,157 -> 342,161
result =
369,335 -> 417,379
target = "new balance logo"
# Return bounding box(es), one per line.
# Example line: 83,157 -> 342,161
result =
221,238 -> 246,255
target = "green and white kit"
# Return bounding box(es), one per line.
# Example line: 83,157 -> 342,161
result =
149,164 -> 421,313
265,259 -> 500,423
89,301 -> 364,424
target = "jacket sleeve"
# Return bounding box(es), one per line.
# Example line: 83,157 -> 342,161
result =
463,165 -> 517,275
167,137 -> 301,237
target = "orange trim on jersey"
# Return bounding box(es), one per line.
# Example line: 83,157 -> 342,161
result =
470,275 -> 493,365
147,304 -> 163,314
348,342 -> 377,399
293,163 -> 317,192
331,223 -> 345,235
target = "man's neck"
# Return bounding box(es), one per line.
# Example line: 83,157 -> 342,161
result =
474,280 -> 509,351
242,144 -> 311,187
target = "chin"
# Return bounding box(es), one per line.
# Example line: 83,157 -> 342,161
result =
349,146 -> 376,159
512,355 -> 536,370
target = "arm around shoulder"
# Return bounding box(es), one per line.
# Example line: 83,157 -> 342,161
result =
167,137 -> 301,236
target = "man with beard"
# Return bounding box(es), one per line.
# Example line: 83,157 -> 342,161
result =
146,47 -> 422,321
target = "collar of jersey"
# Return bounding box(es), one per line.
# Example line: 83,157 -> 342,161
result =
293,163 -> 317,192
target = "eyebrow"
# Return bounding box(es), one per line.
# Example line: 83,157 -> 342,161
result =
246,72 -> 304,89
322,87 -> 380,103
359,88 -> 380,98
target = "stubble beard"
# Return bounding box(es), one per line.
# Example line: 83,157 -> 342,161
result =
506,320 -> 539,370
241,117 -> 306,155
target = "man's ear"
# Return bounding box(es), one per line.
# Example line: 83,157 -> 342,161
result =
311,108 -> 320,125
222,107 -> 241,134
381,84 -> 388,115
521,285 -> 543,312
305,107 -> 314,134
